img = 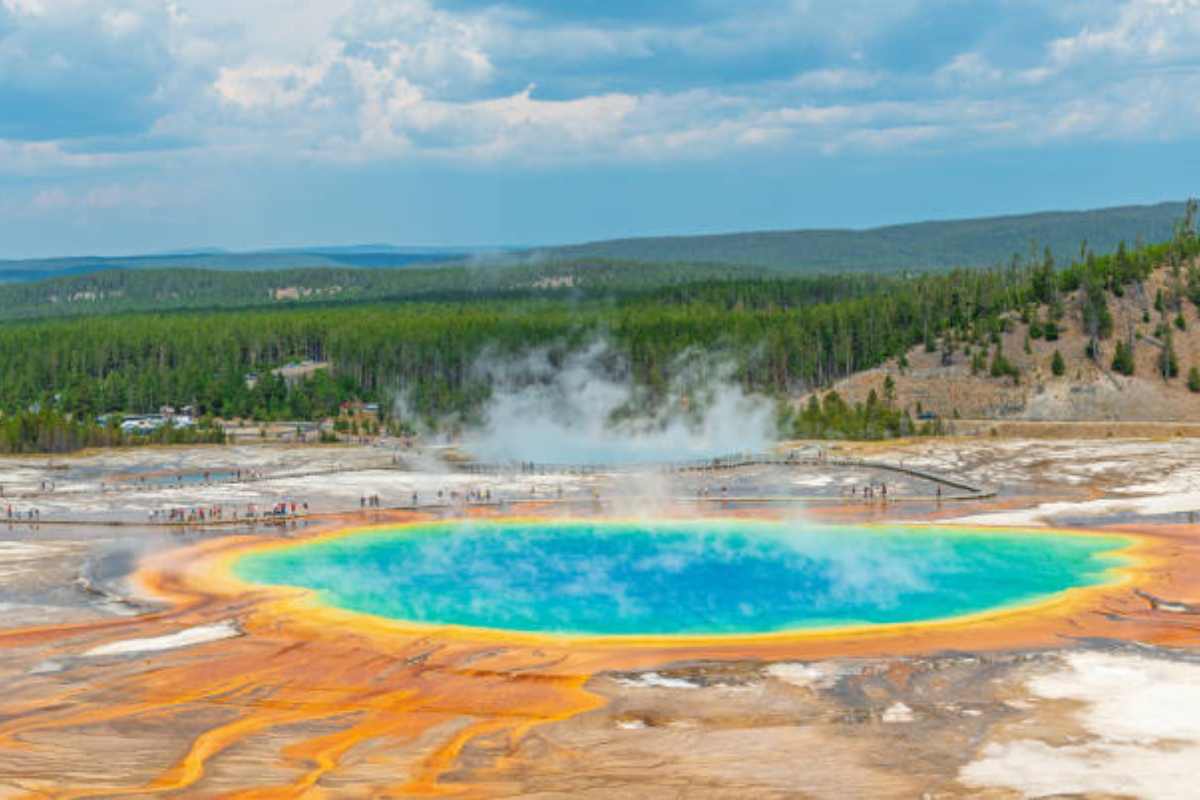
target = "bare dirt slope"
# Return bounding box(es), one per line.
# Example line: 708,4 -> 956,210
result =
820,264 -> 1200,422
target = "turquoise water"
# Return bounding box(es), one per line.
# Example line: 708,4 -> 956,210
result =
233,520 -> 1129,636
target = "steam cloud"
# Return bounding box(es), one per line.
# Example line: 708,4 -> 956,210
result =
465,341 -> 777,464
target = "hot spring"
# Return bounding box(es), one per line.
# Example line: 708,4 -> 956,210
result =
233,520 -> 1130,637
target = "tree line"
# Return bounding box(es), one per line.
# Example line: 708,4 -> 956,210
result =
0,201 -> 1195,451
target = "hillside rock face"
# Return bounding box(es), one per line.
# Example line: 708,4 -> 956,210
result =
817,265 -> 1200,422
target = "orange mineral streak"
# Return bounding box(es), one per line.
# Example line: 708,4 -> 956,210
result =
0,509 -> 1193,798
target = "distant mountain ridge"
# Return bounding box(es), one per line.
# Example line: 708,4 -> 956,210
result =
532,202 -> 1188,272
0,201 -> 1188,285
0,247 -> 485,284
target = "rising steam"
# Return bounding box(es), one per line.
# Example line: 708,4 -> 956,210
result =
464,341 -> 777,464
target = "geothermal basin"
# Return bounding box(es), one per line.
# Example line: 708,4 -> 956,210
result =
4,439 -> 1199,798
233,520 -> 1132,637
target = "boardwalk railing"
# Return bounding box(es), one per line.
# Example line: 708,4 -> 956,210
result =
457,451 -> 993,498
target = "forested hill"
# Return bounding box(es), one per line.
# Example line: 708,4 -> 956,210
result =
535,202 -> 1187,272
0,259 -> 770,321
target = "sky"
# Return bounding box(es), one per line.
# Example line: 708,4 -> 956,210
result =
0,0 -> 1198,257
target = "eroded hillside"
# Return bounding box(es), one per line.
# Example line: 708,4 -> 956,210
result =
824,260 -> 1200,422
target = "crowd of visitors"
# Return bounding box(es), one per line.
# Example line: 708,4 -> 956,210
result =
150,500 -> 309,525
4,505 -> 39,522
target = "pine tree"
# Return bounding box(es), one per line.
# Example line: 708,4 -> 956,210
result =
1160,330 -> 1180,379
970,350 -> 986,376
990,346 -> 1020,384
1112,340 -> 1135,376
1051,350 -> 1065,377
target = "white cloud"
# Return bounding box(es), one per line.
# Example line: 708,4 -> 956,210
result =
101,8 -> 142,37
1,0 -> 47,15
214,58 -> 332,111
1049,0 -> 1200,66
0,139 -> 130,174
30,181 -> 171,212
30,186 -> 68,210
936,53 -> 1005,88
2,0 -> 1200,170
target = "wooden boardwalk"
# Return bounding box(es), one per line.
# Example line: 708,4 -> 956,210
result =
460,452 -> 994,498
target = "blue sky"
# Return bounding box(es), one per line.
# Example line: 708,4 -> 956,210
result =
0,0 -> 1198,257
